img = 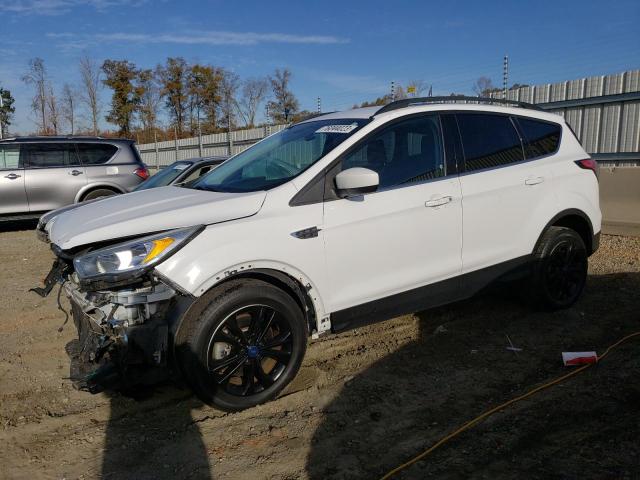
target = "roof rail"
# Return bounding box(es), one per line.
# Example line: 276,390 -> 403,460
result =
0,135 -> 136,142
374,95 -> 544,116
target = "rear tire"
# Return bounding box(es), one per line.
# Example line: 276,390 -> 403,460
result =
529,226 -> 588,310
176,279 -> 307,411
82,188 -> 118,201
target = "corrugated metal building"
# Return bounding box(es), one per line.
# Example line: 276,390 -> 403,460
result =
494,70 -> 640,163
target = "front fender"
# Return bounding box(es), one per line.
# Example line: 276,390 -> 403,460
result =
198,260 -> 328,329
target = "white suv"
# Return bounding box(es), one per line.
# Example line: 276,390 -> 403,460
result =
35,97 -> 601,411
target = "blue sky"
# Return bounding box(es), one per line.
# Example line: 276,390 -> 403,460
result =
1,0 -> 639,134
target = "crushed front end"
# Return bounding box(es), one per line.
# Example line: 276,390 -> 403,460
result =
63,273 -> 178,392
33,226 -> 202,394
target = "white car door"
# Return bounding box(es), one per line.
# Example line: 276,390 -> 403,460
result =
322,114 -> 463,328
456,113 -> 555,274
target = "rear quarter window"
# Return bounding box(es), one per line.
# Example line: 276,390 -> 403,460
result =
516,118 -> 562,159
77,143 -> 118,165
456,113 -> 524,172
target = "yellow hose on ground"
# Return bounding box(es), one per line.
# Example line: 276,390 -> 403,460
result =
380,331 -> 640,480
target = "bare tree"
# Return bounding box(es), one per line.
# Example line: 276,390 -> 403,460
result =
21,58 -> 49,133
79,56 -> 101,135
473,77 -> 498,96
237,77 -> 268,127
266,68 -> 299,123
137,69 -> 160,138
61,83 -> 76,134
219,69 -> 239,131
46,86 -> 60,135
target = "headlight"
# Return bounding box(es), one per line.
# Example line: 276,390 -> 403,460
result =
74,226 -> 203,282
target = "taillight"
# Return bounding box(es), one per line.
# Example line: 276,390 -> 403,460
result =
575,159 -> 598,177
134,166 -> 149,180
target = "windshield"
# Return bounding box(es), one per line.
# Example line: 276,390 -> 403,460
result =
192,118 -> 370,193
134,161 -> 193,191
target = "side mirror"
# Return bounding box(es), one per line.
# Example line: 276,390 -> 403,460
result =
335,167 -> 379,197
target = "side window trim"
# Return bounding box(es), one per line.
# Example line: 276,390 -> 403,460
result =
440,113 -> 463,175
509,116 -> 527,160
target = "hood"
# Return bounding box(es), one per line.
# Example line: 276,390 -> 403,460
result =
47,186 -> 266,250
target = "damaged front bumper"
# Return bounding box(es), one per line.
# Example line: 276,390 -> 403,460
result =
37,259 -> 193,393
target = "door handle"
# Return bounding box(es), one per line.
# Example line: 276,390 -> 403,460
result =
425,196 -> 453,208
69,170 -> 83,176
4,173 -> 21,180
525,176 -> 544,186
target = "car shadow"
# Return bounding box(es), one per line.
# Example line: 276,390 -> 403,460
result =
306,272 -> 640,479
0,219 -> 38,232
100,385 -> 212,479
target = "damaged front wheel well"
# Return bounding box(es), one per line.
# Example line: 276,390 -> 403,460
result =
225,269 -> 317,334
178,269 -> 317,338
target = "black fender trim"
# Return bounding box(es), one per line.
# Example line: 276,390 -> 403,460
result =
171,268 -> 317,345
536,208 -> 598,255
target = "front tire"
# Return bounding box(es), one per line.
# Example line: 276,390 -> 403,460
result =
529,226 -> 588,310
176,279 -> 307,411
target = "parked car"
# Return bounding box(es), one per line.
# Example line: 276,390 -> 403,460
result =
134,156 -> 228,191
35,97 -> 601,411
0,136 -> 148,220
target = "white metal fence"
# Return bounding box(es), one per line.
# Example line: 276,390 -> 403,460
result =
136,124 -> 287,168
137,70 -> 640,167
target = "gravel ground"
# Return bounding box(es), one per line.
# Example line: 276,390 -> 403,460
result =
0,223 -> 639,480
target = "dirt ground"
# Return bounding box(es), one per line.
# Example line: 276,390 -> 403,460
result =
0,223 -> 639,480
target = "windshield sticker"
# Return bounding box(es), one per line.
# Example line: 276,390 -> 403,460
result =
173,164 -> 189,170
316,123 -> 358,134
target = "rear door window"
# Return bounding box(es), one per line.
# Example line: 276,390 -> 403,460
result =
516,118 -> 562,159
76,143 -> 118,165
456,114 -> 524,172
0,145 -> 21,169
24,143 -> 80,168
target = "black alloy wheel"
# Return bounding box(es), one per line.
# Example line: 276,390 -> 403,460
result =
176,278 -> 307,411
530,226 -> 588,310
543,240 -> 587,305
207,305 -> 294,397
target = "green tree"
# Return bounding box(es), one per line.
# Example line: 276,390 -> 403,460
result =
157,57 -> 189,136
266,68 -> 299,123
0,87 -> 16,137
102,59 -> 142,135
0,87 -> 15,137
187,64 -> 223,134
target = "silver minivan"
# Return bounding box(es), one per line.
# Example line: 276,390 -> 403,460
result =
0,136 -> 148,220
